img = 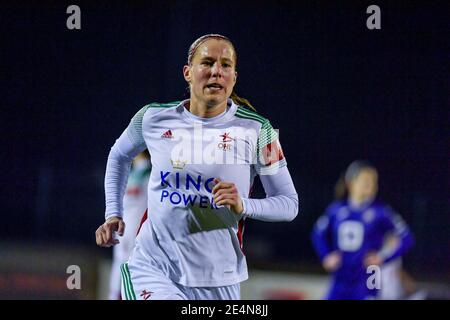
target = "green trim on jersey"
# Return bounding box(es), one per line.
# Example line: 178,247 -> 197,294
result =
258,121 -> 277,147
235,106 -> 280,172
235,106 -> 267,124
147,101 -> 181,108
127,101 -> 181,147
236,106 -> 278,146
120,263 -> 136,300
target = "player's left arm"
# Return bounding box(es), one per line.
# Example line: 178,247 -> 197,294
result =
241,119 -> 298,222
212,165 -> 299,222
212,119 -> 298,221
240,166 -> 298,222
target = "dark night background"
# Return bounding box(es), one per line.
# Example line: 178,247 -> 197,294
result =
1,0 -> 448,280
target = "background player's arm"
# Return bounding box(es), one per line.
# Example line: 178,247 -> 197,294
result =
376,207 -> 415,264
311,211 -> 342,272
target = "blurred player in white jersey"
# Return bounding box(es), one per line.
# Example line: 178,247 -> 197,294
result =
108,151 -> 150,299
379,236 -> 425,300
96,34 -> 299,300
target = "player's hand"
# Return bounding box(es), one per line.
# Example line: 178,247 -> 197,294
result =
323,251 -> 342,272
364,252 -> 383,267
95,216 -> 125,247
212,178 -> 243,214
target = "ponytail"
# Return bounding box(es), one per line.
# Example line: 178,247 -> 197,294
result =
230,92 -> 257,112
334,173 -> 347,200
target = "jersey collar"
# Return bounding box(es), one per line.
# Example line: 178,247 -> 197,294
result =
179,98 -> 237,124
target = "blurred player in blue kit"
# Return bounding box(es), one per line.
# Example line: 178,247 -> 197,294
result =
311,160 -> 414,300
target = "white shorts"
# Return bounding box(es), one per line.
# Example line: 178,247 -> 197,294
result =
120,249 -> 240,300
380,258 -> 404,300
109,208 -> 147,300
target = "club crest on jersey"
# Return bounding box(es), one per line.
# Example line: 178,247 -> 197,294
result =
218,132 -> 234,151
362,209 -> 375,223
171,159 -> 186,170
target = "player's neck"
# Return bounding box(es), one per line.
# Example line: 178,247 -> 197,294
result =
349,195 -> 373,209
188,98 -> 228,118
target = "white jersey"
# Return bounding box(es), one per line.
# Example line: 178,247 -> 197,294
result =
105,99 -> 298,287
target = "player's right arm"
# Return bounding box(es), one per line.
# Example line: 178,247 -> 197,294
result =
96,216 -> 126,247
95,106 -> 148,247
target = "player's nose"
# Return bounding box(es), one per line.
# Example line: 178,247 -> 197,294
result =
211,62 -> 223,77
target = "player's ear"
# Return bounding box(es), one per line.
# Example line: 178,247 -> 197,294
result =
233,70 -> 237,84
183,65 -> 191,83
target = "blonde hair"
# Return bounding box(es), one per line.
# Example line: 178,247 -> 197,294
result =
187,34 -> 236,66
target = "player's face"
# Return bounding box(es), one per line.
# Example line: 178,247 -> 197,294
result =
184,39 -> 237,108
349,169 -> 378,202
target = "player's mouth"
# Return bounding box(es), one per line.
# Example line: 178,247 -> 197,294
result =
205,83 -> 224,92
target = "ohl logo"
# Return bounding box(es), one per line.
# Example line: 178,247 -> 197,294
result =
218,132 -> 234,151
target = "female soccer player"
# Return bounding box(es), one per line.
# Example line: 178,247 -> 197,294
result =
311,160 -> 414,300
95,34 -> 299,300
108,151 -> 151,300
